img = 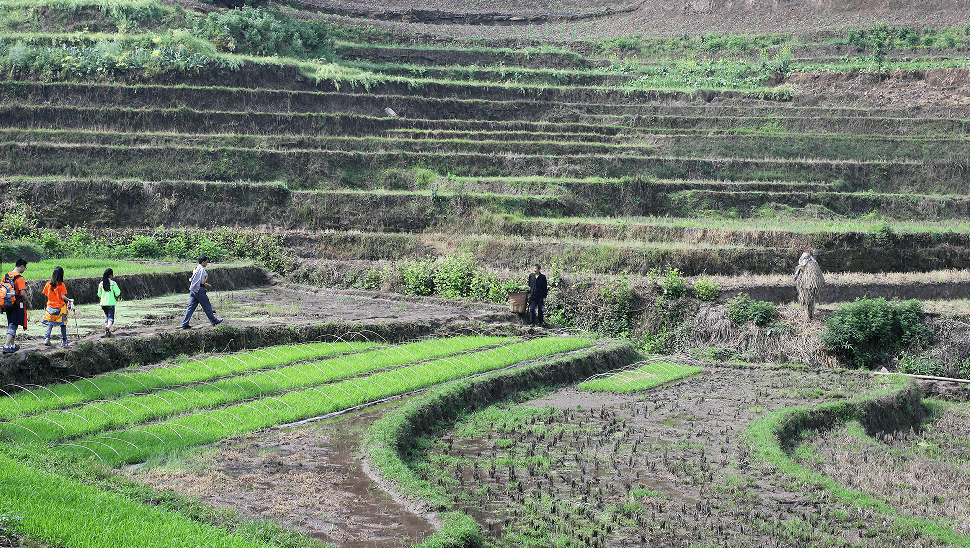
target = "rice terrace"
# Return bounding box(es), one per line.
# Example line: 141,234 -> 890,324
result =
4,0 -> 970,546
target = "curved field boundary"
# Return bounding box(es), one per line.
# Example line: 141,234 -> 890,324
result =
55,336 -> 596,465
364,339 -> 638,548
748,379 -> 970,546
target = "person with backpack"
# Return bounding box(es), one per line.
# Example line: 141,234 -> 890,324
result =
41,266 -> 74,348
98,268 -> 121,337
181,256 -> 224,329
3,259 -> 28,354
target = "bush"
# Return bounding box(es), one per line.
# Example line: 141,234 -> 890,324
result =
898,351 -> 948,377
126,235 -> 162,258
654,268 -> 687,302
691,277 -> 720,302
821,297 -> 933,369
190,7 -> 334,59
400,258 -> 435,296
726,293 -> 777,327
434,254 -> 476,299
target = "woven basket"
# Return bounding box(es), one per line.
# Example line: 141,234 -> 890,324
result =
508,291 -> 529,313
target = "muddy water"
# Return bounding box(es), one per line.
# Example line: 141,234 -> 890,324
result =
128,402 -> 435,548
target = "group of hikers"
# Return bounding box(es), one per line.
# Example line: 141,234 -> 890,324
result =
1,256 -> 223,355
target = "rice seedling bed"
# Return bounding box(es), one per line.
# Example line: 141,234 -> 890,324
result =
50,336 -> 595,465
341,60 -> 630,87
575,358 -> 703,392
2,335 -> 515,443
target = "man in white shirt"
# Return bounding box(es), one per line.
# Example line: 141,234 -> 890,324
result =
181,256 -> 224,329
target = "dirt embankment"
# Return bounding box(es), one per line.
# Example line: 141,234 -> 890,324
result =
20,265 -> 271,307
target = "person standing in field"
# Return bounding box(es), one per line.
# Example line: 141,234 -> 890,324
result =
98,268 -> 121,337
527,264 -> 548,327
2,258 -> 28,354
41,266 -> 74,348
181,256 -> 223,329
793,250 -> 824,321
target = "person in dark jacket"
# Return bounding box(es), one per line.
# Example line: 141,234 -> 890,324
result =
527,264 -> 548,327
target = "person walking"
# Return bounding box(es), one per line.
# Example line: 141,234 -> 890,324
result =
2,259 -> 28,354
181,256 -> 223,329
98,268 -> 121,337
41,266 -> 74,348
527,264 -> 548,327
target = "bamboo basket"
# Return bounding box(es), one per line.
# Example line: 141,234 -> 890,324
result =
508,291 -> 529,313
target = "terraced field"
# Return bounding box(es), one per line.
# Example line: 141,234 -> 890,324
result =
3,1 -> 970,547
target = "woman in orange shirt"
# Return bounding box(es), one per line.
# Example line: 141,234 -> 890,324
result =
42,266 -> 73,348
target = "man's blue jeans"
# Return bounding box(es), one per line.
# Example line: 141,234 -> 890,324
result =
529,297 -> 544,326
182,288 -> 218,327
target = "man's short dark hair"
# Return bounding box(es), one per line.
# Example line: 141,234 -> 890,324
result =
14,258 -> 27,267
534,264 -> 541,269
198,256 -> 209,264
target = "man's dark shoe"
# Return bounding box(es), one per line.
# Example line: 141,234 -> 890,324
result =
3,344 -> 19,354
212,319 -> 223,327
181,324 -> 191,330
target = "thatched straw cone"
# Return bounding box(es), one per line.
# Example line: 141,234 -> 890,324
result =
794,251 -> 824,320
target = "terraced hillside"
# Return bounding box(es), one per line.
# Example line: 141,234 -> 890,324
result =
2,3 -> 970,291
4,2 -> 970,548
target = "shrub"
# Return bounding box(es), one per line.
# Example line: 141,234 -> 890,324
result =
691,277 -> 720,302
163,235 -> 189,259
655,268 -> 687,302
726,293 -> 777,327
898,351 -> 948,377
434,254 -> 476,299
400,258 -> 435,296
821,297 -> 933,369
0,212 -> 37,240
126,235 -> 162,258
190,7 -> 334,60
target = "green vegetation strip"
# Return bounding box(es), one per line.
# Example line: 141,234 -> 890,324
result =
59,337 -> 594,466
0,454 -> 273,548
16,259 -> 247,281
0,340 -> 378,419
576,358 -> 702,392
2,336 -> 512,441
748,377 -> 970,546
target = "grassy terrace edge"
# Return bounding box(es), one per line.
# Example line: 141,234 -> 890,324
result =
364,339 -> 638,548
747,377 -> 970,546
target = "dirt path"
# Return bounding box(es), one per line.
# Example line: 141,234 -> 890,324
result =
16,283 -> 518,355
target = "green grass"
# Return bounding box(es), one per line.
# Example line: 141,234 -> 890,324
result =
576,359 -> 702,392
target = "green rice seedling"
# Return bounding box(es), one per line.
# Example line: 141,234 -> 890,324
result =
59,337 -> 594,465
576,358 -> 702,392
1,336 -> 514,442
0,340 -> 379,419
0,453 -> 285,548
